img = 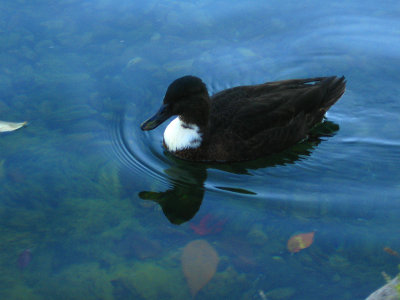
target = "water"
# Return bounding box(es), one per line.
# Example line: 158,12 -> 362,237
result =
1,0 -> 399,299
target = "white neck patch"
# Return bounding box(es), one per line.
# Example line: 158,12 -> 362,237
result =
164,117 -> 202,151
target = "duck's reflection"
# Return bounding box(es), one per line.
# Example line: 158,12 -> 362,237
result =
139,120 -> 339,224
139,160 -> 207,225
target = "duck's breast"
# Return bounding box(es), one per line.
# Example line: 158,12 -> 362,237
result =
163,117 -> 202,152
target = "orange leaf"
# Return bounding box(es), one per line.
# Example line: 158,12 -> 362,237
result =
181,239 -> 219,297
287,232 -> 315,253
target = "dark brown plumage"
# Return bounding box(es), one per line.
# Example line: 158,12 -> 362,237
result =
141,75 -> 346,162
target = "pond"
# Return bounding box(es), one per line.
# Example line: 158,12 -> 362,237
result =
0,0 -> 399,299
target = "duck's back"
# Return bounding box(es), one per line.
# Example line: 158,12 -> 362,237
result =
206,77 -> 345,161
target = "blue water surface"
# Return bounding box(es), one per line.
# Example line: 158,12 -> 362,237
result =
0,0 -> 400,299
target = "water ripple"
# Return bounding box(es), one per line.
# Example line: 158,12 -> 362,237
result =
340,137 -> 400,147
109,110 -> 170,186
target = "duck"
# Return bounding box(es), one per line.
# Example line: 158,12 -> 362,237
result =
141,75 -> 346,162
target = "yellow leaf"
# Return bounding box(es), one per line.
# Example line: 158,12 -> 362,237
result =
287,232 -> 315,253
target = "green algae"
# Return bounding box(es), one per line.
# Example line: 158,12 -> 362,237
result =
36,263 -> 114,300
201,266 -> 247,299
128,262 -> 186,299
104,260 -> 187,299
0,0 -> 399,299
265,287 -> 296,300
0,160 -> 5,181
97,163 -> 123,199
246,224 -> 269,246
2,284 -> 41,300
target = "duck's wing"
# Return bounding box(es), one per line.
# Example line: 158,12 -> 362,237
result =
210,77 -> 345,139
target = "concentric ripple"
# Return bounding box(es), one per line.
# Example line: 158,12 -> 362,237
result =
108,109 -> 172,186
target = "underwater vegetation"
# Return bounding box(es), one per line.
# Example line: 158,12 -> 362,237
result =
0,0 -> 399,299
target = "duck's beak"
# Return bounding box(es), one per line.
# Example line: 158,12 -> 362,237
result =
140,103 -> 172,131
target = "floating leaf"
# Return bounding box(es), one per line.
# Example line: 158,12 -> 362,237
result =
181,239 -> 219,297
0,120 -> 27,132
287,232 -> 315,253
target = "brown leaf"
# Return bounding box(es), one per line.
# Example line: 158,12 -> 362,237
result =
181,239 -> 219,297
383,247 -> 400,257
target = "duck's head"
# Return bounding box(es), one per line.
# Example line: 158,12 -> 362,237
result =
141,76 -> 210,131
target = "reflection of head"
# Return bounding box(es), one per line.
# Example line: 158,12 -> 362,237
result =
139,161 -> 207,224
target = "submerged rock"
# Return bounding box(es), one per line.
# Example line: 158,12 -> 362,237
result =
366,276 -> 399,300
126,57 -> 143,68
17,249 -> 31,270
114,233 -> 161,260
150,33 -> 161,41
163,59 -> 193,73
111,278 -> 144,300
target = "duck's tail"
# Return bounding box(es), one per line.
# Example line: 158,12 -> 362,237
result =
321,76 -> 346,111
301,75 -> 346,129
